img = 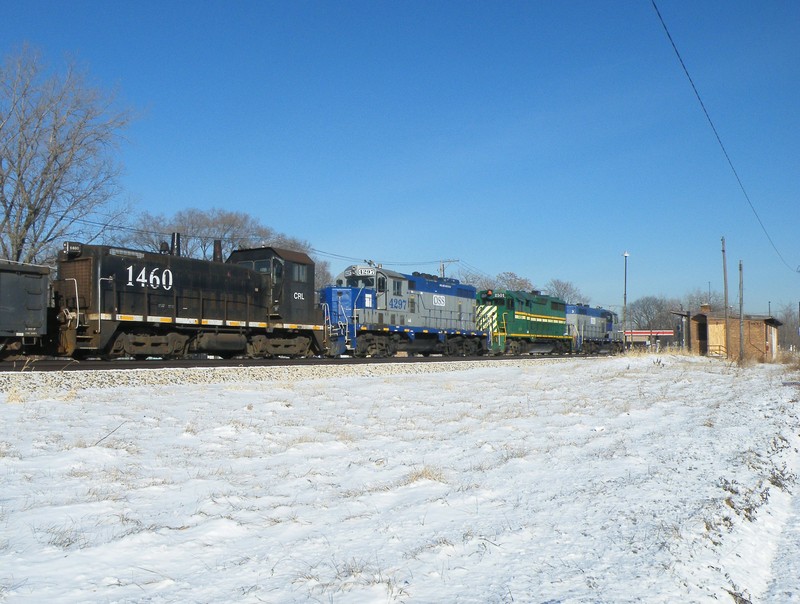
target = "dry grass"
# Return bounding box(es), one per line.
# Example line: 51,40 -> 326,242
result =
778,350 -> 800,372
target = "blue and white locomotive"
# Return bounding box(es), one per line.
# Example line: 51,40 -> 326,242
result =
566,304 -> 624,354
321,264 -> 487,357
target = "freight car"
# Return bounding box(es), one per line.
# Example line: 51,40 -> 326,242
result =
566,304 -> 624,354
0,259 -> 53,360
321,265 -> 487,357
475,289 -> 572,355
51,241 -> 326,359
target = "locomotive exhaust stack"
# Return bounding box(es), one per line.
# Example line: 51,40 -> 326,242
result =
170,232 -> 181,257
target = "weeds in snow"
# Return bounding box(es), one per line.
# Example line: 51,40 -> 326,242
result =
401,465 -> 447,485
35,521 -> 89,550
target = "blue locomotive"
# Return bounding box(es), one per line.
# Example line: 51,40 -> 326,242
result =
321,264 -> 487,357
566,304 -> 624,354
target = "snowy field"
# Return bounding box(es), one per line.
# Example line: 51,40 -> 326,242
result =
2,354 -> 800,603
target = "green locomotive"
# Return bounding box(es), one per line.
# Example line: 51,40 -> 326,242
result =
476,289 -> 571,355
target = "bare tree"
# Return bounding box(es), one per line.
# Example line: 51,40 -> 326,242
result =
776,302 -> 799,352
128,206 -> 333,288
628,295 -> 680,330
495,271 -> 535,292
545,279 -> 588,304
682,287 -> 724,313
455,267 -> 496,291
455,268 -> 538,292
0,45 -> 132,263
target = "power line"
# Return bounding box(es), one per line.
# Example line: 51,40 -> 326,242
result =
651,0 -> 798,273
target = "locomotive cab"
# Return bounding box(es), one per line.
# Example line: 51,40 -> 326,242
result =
227,246 -> 319,326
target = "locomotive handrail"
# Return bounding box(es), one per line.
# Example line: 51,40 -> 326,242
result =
321,302 -> 333,338
66,278 -> 80,326
98,276 -> 114,333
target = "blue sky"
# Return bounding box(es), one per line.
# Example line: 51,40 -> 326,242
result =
4,1 -> 799,314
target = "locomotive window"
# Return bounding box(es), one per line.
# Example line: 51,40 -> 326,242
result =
552,301 -> 565,312
348,276 -> 373,288
237,261 -> 254,270
392,280 -> 402,296
507,299 -> 515,310
377,276 -> 386,293
254,260 -> 269,273
293,264 -> 308,282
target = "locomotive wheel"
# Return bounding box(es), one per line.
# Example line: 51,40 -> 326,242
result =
369,339 -> 387,357
368,335 -> 392,358
354,338 -> 370,358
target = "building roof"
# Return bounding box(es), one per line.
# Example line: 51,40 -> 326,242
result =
691,313 -> 782,328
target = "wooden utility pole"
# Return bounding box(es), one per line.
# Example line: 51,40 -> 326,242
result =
439,259 -> 459,279
722,237 -> 730,359
739,261 -> 744,363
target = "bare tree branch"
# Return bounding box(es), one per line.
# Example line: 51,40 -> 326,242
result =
0,45 -> 132,263
545,279 -> 588,304
128,206 -> 333,288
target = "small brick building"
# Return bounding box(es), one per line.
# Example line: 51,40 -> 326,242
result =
690,305 -> 781,362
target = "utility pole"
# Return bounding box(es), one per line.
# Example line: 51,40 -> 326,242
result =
722,237 -> 730,359
739,260 -> 744,363
623,251 -> 629,350
439,259 -> 459,279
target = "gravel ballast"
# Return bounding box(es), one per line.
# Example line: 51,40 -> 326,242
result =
0,358 -> 571,396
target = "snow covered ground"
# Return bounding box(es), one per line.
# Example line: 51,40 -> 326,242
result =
1,354 -> 799,603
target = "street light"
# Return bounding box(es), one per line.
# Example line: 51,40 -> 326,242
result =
623,251 -> 629,350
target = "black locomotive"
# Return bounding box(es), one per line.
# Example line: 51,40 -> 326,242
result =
0,241 -> 327,360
